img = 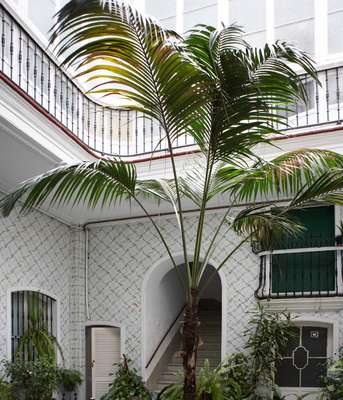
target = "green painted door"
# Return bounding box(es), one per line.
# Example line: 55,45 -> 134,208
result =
272,206 -> 335,294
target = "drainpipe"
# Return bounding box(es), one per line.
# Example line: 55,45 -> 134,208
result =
84,227 -> 91,320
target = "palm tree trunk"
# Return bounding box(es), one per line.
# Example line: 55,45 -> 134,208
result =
182,288 -> 200,400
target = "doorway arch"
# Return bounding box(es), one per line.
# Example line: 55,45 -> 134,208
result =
142,254 -> 227,380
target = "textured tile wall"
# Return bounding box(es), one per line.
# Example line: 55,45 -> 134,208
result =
86,212 -> 260,371
0,206 -> 74,365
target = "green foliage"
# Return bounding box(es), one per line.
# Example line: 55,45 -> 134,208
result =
158,356 -> 251,400
58,368 -> 83,392
321,350 -> 343,399
101,356 -> 151,400
221,353 -> 251,399
0,375 -> 13,400
244,304 -> 295,399
3,358 -> 60,400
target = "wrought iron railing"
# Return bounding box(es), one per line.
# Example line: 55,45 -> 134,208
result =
1,3 -> 343,158
255,246 -> 343,299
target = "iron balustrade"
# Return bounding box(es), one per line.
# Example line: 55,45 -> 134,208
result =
1,3 -> 343,158
255,246 -> 343,299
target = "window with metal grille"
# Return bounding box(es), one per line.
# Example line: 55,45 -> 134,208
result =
11,290 -> 57,361
276,326 -> 328,388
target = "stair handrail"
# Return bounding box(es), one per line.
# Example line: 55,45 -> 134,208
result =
145,304 -> 186,370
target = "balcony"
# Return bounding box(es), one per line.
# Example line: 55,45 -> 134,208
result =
1,4 -> 343,159
255,246 -> 343,300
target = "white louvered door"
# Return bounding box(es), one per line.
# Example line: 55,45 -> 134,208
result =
91,327 -> 121,399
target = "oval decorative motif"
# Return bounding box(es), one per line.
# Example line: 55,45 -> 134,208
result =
292,346 -> 309,370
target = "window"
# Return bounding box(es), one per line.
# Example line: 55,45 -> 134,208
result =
274,0 -> 315,55
328,0 -> 343,54
11,290 -> 57,360
276,325 -> 328,388
183,1 -> 218,32
146,0 -> 177,30
271,206 -> 336,294
229,0 -> 266,47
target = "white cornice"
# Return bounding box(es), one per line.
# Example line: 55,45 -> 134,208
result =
261,297 -> 343,312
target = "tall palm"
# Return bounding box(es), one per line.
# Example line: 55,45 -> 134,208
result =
2,1 -> 343,398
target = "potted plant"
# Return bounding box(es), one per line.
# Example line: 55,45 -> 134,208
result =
58,368 -> 83,394
336,221 -> 343,246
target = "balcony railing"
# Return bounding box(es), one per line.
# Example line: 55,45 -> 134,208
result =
255,246 -> 343,299
1,3 -> 343,158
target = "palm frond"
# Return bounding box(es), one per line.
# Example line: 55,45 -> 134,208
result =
232,204 -> 304,250
0,159 -> 140,216
51,0 -> 211,145
218,149 -> 343,202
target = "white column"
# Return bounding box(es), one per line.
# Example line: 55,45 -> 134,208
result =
218,0 -> 229,28
314,0 -> 328,60
176,0 -> 184,33
266,0 -> 274,44
265,254 -> 272,295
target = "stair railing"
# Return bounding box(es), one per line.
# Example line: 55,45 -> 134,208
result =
145,304 -> 186,373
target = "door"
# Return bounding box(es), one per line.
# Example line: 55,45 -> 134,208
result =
276,325 -> 328,388
90,327 -> 121,399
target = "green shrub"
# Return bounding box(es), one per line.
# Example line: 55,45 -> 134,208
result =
158,357 -> 250,400
58,368 -> 83,392
221,353 -> 252,399
3,358 -> 60,400
101,355 -> 151,400
245,304 -> 295,399
0,376 -> 13,400
321,351 -> 343,399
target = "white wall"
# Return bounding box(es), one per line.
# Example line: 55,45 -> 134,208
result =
0,199 -> 75,366
143,264 -> 185,365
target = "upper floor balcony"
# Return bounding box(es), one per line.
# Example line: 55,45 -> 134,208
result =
1,3 -> 343,161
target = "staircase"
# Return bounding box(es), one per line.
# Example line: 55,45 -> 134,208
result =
155,299 -> 221,392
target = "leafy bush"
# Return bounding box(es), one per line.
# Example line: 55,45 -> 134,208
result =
3,358 -> 60,400
58,368 -> 83,392
244,304 -> 295,399
101,355 -> 151,400
221,353 -> 251,399
321,351 -> 343,399
0,375 -> 13,400
158,357 -> 250,400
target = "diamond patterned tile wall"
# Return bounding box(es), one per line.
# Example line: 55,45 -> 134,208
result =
2,203 -> 343,397
86,212 -> 260,371
0,206 -> 73,365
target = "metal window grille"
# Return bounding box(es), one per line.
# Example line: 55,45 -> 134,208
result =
11,290 -> 57,361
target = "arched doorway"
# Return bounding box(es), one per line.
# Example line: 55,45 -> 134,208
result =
142,256 -> 224,388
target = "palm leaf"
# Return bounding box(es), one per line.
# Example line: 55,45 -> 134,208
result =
0,159 -> 140,216
218,149 -> 343,202
51,0 -> 211,146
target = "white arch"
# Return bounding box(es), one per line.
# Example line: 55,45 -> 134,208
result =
141,253 -> 228,379
6,286 -> 61,361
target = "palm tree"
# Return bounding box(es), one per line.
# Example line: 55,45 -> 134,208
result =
2,1 -> 343,398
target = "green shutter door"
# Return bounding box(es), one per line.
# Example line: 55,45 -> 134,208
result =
272,206 -> 335,294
